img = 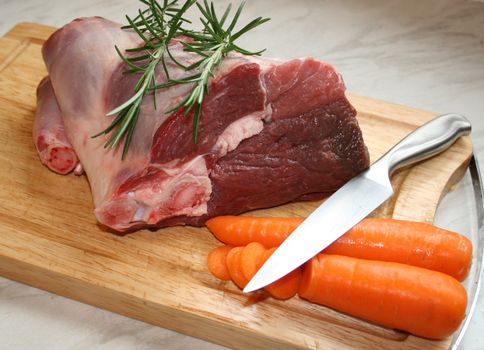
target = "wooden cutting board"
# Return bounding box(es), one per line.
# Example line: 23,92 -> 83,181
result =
0,23 -> 473,350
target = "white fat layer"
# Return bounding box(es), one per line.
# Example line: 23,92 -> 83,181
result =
213,114 -> 264,156
212,65 -> 274,157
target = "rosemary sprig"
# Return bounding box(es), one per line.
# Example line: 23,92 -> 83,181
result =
93,0 -> 195,158
161,0 -> 270,142
94,0 -> 269,159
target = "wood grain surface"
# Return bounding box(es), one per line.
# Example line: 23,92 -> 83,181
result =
0,23 -> 473,350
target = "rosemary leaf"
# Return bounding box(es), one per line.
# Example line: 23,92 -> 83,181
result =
126,15 -> 156,48
114,45 -> 146,72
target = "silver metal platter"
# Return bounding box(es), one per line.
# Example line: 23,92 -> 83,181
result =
440,156 -> 484,349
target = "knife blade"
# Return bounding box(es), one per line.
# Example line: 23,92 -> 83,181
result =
243,113 -> 471,293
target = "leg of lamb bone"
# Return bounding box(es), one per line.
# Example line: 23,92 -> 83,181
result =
33,76 -> 81,175
41,17 -> 369,232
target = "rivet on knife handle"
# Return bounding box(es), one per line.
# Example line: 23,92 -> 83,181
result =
383,113 -> 471,174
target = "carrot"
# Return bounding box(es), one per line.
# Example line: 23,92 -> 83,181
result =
237,243 -> 301,300
226,246 -> 248,289
298,254 -> 467,340
206,216 -> 303,248
207,245 -> 233,280
325,218 -> 472,281
240,242 -> 266,281
260,247 -> 301,300
206,216 -> 472,281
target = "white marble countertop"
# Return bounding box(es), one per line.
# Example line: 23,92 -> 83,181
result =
0,0 -> 483,349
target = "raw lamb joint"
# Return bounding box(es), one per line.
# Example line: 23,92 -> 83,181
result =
35,17 -> 370,232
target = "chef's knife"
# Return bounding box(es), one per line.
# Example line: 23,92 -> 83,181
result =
244,113 -> 471,293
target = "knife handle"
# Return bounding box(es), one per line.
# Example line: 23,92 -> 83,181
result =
383,113 -> 471,174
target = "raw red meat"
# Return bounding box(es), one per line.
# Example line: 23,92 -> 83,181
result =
33,76 -> 81,175
36,17 -> 369,232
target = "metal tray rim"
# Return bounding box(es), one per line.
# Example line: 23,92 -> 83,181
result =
451,155 -> 484,349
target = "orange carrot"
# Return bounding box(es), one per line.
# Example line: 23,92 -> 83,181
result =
260,247 -> 301,300
325,218 -> 472,281
206,216 -> 472,281
298,254 -> 467,340
207,245 -> 233,281
226,247 -> 248,289
206,216 -> 303,248
240,242 -> 266,281
238,243 -> 301,300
